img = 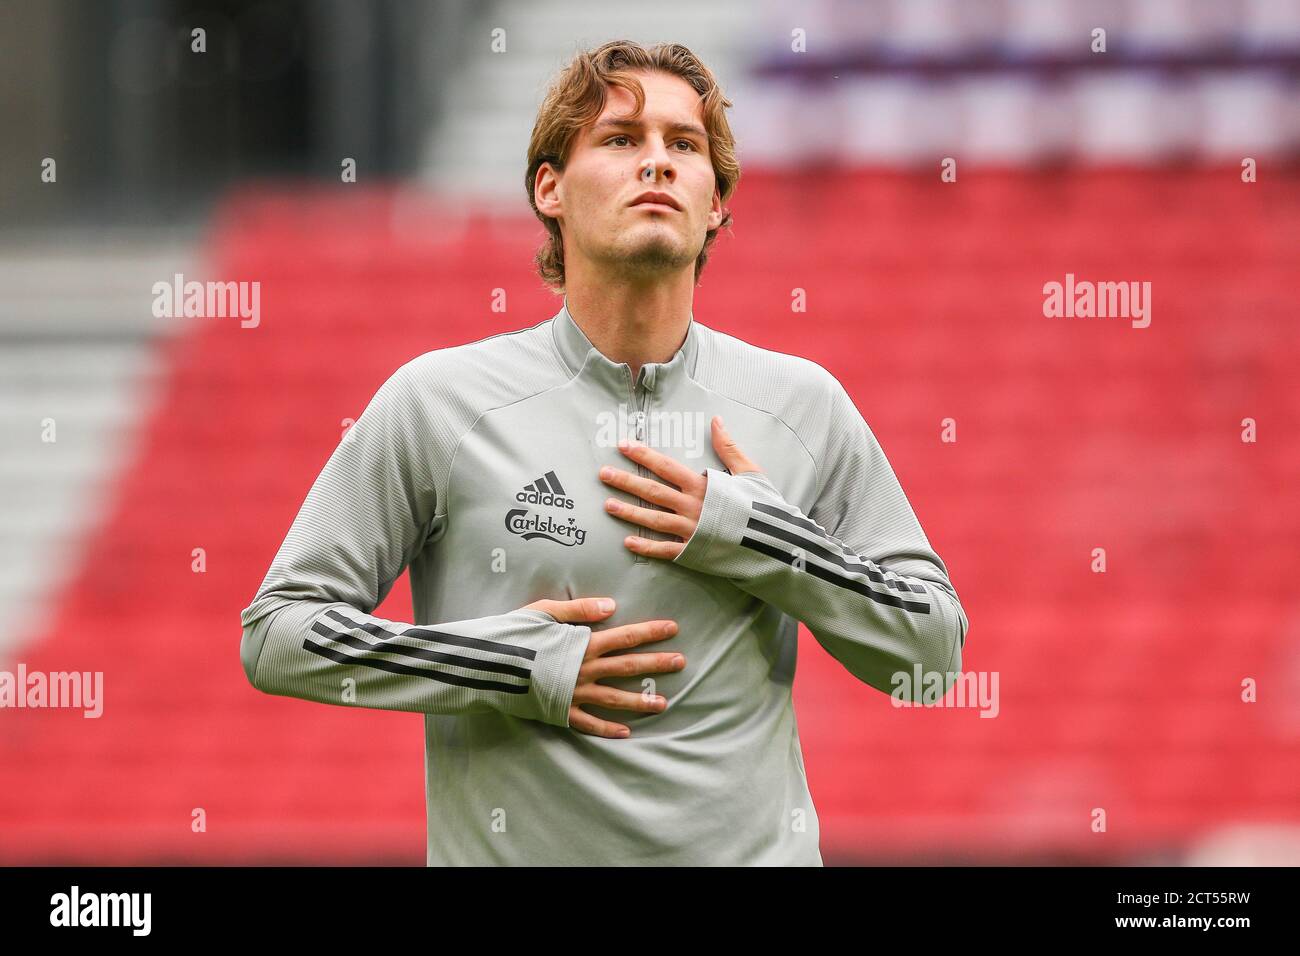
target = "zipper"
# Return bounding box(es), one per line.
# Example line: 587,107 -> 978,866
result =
625,365 -> 649,564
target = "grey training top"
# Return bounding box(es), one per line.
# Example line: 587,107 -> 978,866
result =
239,299 -> 969,865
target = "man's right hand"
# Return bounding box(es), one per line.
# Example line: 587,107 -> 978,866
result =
522,597 -> 683,738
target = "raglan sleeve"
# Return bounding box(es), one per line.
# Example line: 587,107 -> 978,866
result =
237,360 -> 590,728
671,373 -> 968,702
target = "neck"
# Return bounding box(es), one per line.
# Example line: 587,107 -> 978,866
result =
563,261 -> 694,382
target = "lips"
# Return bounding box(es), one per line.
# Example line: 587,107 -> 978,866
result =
630,191 -> 682,211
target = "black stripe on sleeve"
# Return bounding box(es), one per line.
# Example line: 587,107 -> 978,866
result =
303,638 -> 530,694
326,609 -> 538,660
745,515 -> 928,595
312,620 -> 532,679
738,536 -> 932,614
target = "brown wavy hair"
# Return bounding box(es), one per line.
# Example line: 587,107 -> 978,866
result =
525,40 -> 740,291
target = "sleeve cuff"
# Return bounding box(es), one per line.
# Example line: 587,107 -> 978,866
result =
512,608 -> 591,728
673,468 -> 775,573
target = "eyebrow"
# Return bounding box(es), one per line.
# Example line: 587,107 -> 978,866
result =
590,118 -> 709,140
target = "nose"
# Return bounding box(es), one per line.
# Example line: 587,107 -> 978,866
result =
640,161 -> 676,186
639,139 -> 676,185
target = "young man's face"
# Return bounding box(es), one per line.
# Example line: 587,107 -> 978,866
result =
536,69 -> 725,281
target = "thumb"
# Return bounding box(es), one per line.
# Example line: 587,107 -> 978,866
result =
523,596 -> 617,623
711,416 -> 762,476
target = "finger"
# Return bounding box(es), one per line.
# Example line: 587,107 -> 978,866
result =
598,465 -> 693,510
525,596 -> 616,623
617,439 -> 700,488
624,535 -> 685,561
587,619 -> 677,655
572,683 -> 669,713
603,499 -> 695,537
584,651 -> 686,681
711,416 -> 763,475
568,707 -> 631,738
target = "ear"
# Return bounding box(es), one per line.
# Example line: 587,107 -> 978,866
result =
706,183 -> 723,231
534,161 -> 563,221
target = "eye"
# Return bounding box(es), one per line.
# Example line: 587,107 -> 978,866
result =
606,134 -> 632,147
673,139 -> 697,151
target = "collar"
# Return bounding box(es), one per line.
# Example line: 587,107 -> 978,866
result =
550,295 -> 700,394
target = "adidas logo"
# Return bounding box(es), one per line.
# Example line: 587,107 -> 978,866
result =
505,469 -> 587,546
515,470 -> 575,510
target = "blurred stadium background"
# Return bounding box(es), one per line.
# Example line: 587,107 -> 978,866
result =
1,0 -> 1298,865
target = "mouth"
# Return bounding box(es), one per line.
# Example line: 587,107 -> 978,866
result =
629,191 -> 682,212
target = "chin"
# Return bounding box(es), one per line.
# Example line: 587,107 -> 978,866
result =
620,229 -> 692,265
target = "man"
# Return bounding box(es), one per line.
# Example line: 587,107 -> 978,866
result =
239,40 -> 969,866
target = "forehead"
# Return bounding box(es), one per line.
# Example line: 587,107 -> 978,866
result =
598,70 -> 703,124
